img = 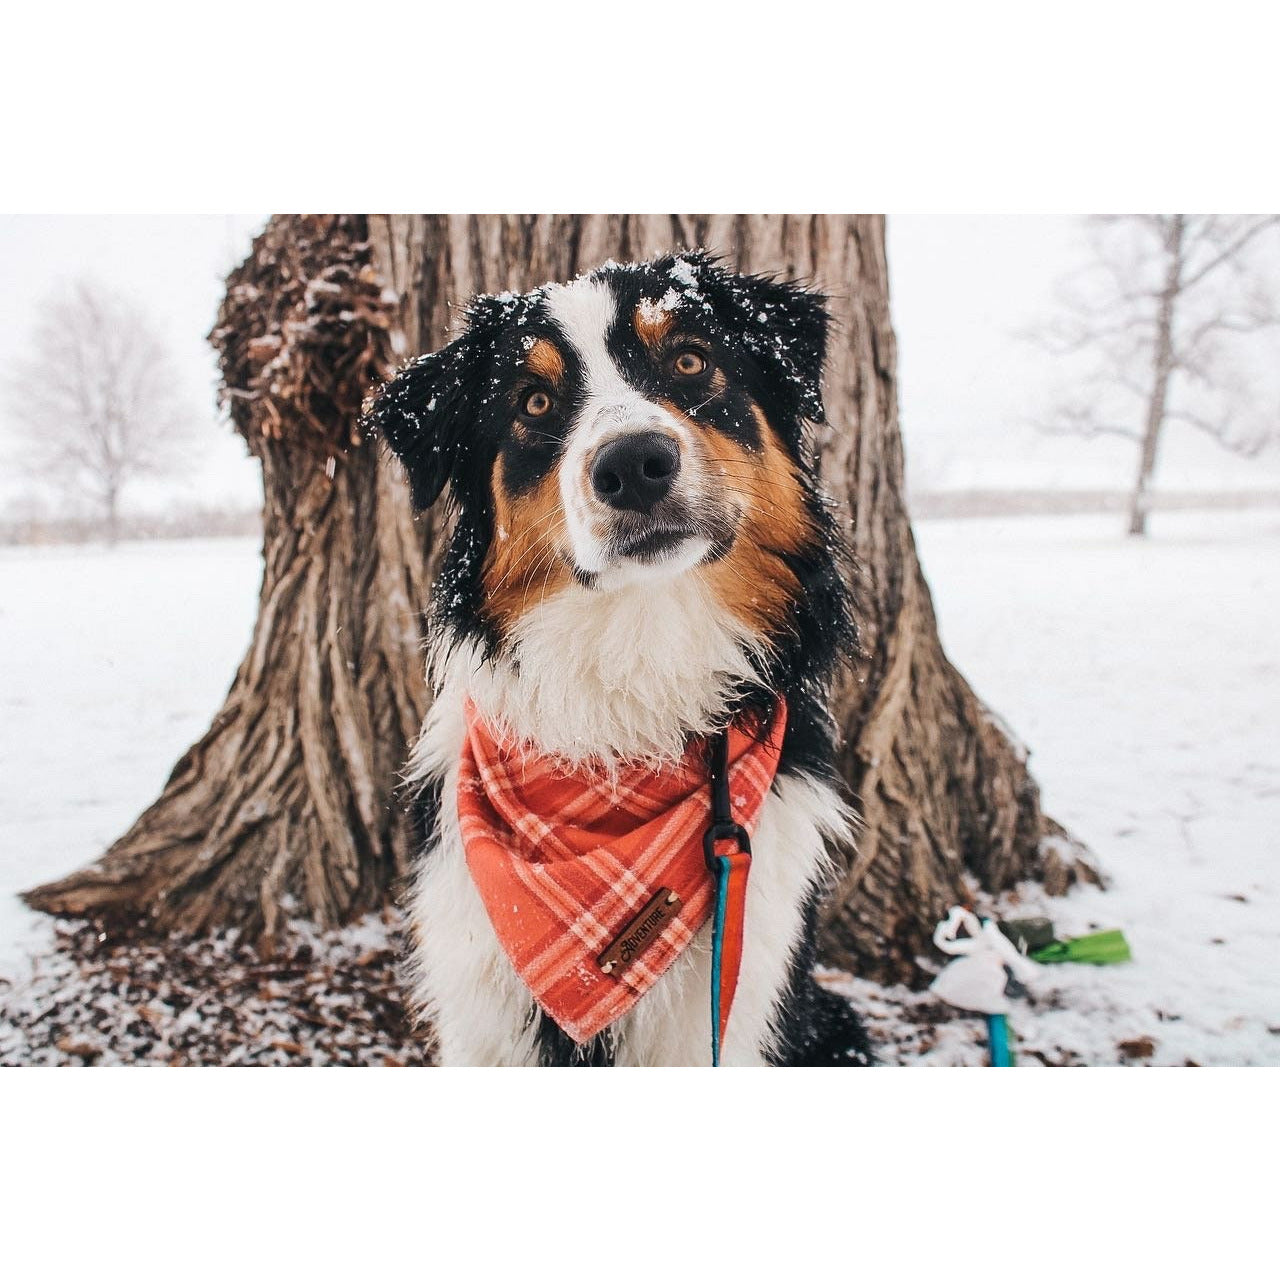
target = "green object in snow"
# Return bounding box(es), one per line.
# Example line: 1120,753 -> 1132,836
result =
1031,929 -> 1132,965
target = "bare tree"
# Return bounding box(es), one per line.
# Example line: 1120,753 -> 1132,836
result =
1032,215 -> 1280,535
5,280 -> 191,544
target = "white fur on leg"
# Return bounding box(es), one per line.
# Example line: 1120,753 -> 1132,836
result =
411,825 -> 543,1066
406,693 -> 541,1066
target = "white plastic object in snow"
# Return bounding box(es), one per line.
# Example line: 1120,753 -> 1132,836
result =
930,907 -> 1039,1015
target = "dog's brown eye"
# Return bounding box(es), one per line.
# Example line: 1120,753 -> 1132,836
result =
522,389 -> 553,417
673,350 -> 708,377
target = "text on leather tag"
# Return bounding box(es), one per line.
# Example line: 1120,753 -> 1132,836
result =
597,888 -> 682,975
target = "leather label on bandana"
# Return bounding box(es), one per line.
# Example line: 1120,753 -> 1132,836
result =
597,888 -> 682,976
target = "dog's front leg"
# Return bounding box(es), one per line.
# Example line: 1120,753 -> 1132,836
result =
409,830 -> 542,1067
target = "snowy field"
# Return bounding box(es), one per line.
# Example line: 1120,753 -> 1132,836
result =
0,539 -> 260,975
1,511 -> 1277,1065
832,507 -> 1280,1065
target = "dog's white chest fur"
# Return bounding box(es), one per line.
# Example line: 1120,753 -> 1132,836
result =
403,584 -> 849,1066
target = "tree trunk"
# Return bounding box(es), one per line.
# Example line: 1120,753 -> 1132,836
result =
103,482 -> 119,548
27,213 -> 1095,982
1128,215 -> 1185,537
25,216 -> 433,941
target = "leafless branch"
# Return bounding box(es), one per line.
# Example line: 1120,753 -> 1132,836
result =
1165,406 -> 1279,458
1022,311 -> 1154,358
1177,215 -> 1280,294
1033,403 -> 1143,443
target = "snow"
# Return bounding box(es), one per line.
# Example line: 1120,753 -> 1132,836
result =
638,293 -> 681,325
827,507 -> 1280,1065
0,538 -> 260,974
668,258 -> 700,289
2,510 -> 1277,1064
0,914 -> 427,1066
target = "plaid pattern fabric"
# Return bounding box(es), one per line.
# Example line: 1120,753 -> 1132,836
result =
457,699 -> 787,1045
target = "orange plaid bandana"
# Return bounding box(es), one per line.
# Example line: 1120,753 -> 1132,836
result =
457,699 -> 787,1045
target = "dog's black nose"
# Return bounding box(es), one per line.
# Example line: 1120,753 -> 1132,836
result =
590,431 -> 681,512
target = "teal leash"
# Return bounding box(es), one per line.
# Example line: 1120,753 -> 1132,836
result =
703,728 -> 752,1069
709,856 -> 729,1067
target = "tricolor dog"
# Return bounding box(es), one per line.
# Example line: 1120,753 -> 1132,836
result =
367,252 -> 871,1066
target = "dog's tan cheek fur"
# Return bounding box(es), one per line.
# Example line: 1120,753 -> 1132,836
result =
483,453 -> 572,634
689,402 -> 814,638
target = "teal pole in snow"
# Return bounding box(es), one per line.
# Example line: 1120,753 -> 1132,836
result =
932,907 -> 1036,1067
986,1013 -> 1012,1066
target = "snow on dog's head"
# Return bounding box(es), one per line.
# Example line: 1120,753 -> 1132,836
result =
366,251 -> 834,657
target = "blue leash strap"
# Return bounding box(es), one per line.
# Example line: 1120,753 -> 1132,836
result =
704,730 -> 752,1067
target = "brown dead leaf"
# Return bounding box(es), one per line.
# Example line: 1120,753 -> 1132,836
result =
1118,1035 -> 1156,1060
56,1037 -> 100,1060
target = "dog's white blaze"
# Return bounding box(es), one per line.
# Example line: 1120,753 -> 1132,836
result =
406,689 -> 849,1067
543,276 -> 706,582
543,277 -> 631,406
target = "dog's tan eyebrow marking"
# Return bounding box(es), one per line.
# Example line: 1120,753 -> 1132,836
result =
634,300 -> 674,350
525,338 -> 565,384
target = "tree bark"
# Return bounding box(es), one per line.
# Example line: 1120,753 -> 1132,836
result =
103,482 -> 119,548
1128,215 -> 1185,537
27,213 -> 1095,982
25,216 -> 432,941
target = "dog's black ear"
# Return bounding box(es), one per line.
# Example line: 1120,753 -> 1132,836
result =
682,251 -> 831,424
363,298 -> 502,509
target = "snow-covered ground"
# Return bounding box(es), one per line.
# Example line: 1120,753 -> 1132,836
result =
1,511 -> 1277,1064
832,506 -> 1279,1065
0,539 -> 260,974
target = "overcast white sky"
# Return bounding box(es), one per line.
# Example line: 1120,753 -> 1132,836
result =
2,215 -> 1277,517
0,215 -> 265,513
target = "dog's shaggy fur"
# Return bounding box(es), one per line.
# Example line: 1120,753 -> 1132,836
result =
367,252 -> 871,1066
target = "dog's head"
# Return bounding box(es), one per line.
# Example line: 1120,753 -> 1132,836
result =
367,251 -> 834,652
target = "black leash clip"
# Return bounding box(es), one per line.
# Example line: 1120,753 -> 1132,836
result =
703,820 -> 752,872
704,727 -> 752,871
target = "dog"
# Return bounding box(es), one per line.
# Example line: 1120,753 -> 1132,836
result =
367,251 -> 871,1066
